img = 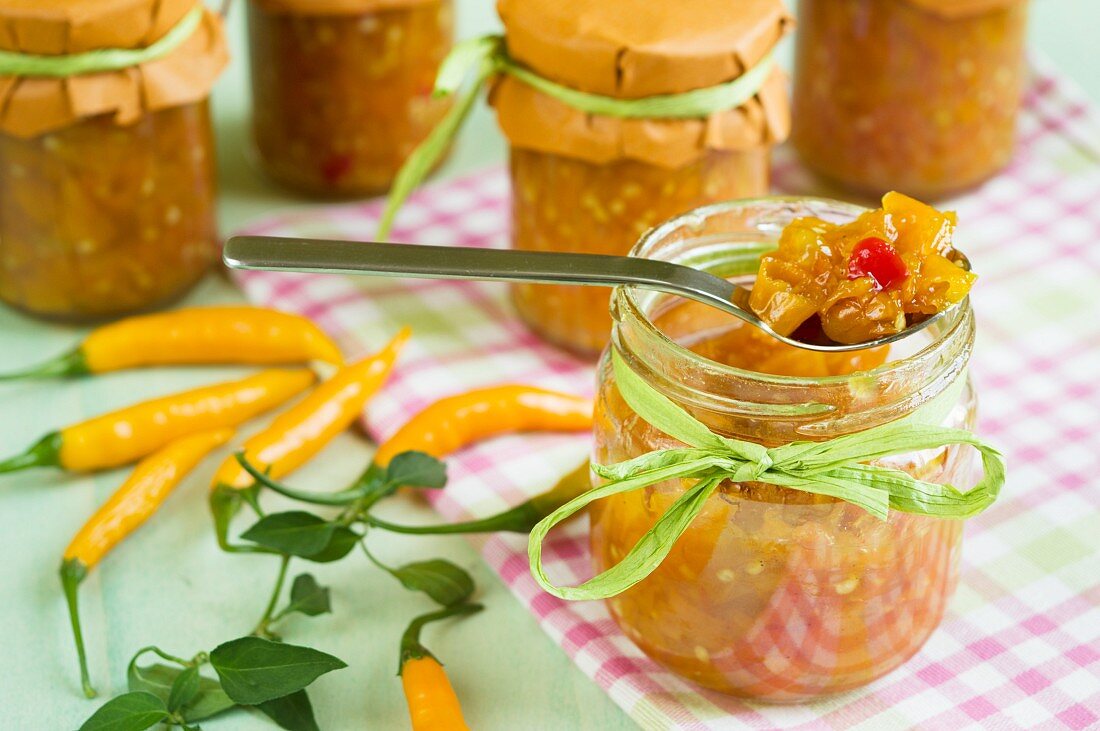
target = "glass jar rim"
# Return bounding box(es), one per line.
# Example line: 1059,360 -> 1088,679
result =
610,196 -> 975,435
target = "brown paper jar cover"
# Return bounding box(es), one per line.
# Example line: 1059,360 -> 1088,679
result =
250,0 -> 440,15
0,0 -> 228,138
903,0 -> 1025,19
491,0 -> 793,168
498,0 -> 792,98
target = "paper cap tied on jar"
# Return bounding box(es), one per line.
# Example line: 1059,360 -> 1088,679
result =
249,0 -> 441,15
378,0 -> 794,236
491,0 -> 794,169
0,0 -> 228,138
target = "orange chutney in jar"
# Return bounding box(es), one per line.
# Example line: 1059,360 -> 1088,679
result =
510,148 -> 771,356
0,2 -> 227,321
591,198 -> 979,700
494,0 -> 793,357
247,0 -> 453,197
792,0 -> 1029,200
0,105 -> 218,320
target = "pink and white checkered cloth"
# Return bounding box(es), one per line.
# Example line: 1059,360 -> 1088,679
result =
231,63 -> 1100,729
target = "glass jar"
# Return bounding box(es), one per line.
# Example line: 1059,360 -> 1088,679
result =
247,0 -> 454,197
0,103 -> 218,321
492,0 -> 792,358
792,0 -> 1029,200
591,198 -> 978,700
510,147 -> 771,357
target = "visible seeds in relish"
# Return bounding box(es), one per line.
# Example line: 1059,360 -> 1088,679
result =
847,236 -> 909,291
834,577 -> 860,595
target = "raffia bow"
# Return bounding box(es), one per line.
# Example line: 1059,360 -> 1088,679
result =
528,348 -> 1005,601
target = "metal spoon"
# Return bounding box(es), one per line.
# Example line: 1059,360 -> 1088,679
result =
223,236 -> 971,354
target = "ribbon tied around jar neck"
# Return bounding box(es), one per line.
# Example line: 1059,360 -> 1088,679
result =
378,35 -> 778,237
528,348 -> 1006,602
0,7 -> 204,78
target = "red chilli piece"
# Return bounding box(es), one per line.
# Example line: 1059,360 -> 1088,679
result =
320,154 -> 354,186
848,237 -> 909,291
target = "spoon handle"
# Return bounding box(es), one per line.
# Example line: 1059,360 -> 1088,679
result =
224,235 -> 741,313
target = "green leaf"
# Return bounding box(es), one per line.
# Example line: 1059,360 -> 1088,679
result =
284,574 -> 331,617
240,512 -> 336,558
390,559 -> 475,606
127,662 -> 234,723
255,690 -> 320,731
386,451 -> 447,490
78,691 -> 168,731
209,636 -> 346,706
301,526 -> 360,564
166,666 -> 200,712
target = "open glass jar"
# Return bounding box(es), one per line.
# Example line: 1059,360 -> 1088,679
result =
792,0 -> 1029,200
494,0 -> 793,357
590,199 -> 978,700
0,2 -> 227,321
247,0 -> 454,197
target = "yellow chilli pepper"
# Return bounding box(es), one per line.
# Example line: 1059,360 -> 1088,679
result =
61,428 -> 235,698
0,306 -> 343,380
210,329 -> 410,548
400,604 -> 482,731
0,369 -> 315,475
373,385 -> 594,468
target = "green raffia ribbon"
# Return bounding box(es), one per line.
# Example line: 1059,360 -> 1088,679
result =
0,6 -> 203,78
528,347 -> 1006,602
378,35 -> 778,237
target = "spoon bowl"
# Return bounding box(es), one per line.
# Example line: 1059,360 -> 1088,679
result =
223,236 -> 970,353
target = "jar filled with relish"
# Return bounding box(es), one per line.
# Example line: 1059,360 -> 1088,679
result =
493,0 -> 793,357
792,0 -> 1029,200
247,0 -> 454,197
590,198 -> 983,699
0,0 -> 227,322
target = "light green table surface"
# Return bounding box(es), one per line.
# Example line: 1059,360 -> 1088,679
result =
1,2 -> 1095,729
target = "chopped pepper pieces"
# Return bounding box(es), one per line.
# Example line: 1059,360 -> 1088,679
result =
749,192 -> 977,344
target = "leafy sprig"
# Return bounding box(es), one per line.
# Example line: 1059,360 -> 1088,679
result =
82,638 -> 344,731
77,450 -> 482,731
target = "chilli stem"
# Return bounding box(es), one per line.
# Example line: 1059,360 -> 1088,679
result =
235,453 -> 367,506
0,349 -> 87,381
253,554 -> 291,638
365,503 -> 537,535
399,603 -> 484,673
0,432 -> 63,474
60,559 -> 95,698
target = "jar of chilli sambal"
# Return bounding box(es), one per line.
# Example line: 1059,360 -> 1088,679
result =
246,0 -> 454,197
493,0 -> 793,357
0,0 -> 227,322
792,0 -> 1029,200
